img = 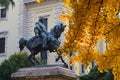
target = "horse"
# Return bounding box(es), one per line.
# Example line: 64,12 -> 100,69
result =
19,23 -> 68,67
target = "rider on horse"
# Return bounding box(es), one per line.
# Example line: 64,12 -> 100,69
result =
34,16 -> 48,49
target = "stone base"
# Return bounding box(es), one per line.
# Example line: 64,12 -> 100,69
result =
11,65 -> 77,80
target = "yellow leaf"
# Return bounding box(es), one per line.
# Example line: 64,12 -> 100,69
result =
36,0 -> 42,3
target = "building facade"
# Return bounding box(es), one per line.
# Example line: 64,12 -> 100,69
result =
0,0 -> 19,63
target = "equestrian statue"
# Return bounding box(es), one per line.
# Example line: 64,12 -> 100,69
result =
19,16 -> 68,68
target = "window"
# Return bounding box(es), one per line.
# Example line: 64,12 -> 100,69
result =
70,64 -> 75,71
0,8 -> 6,18
0,31 -> 8,56
0,37 -> 5,53
81,64 -> 85,73
1,8 -> 6,18
92,62 -> 95,67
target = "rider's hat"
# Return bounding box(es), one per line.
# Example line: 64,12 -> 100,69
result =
39,16 -> 44,20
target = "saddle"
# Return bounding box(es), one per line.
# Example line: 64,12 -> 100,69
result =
29,33 -> 60,50
29,36 -> 42,49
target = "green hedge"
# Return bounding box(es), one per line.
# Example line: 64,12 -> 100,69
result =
79,66 -> 114,80
0,52 -> 33,80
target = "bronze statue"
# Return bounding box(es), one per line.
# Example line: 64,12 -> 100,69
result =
19,18 -> 68,67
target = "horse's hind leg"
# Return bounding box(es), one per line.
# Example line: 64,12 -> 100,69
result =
28,54 -> 35,65
32,56 -> 42,65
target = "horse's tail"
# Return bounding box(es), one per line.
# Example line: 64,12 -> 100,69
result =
19,37 -> 26,52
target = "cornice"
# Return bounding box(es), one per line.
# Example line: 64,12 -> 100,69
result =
24,0 -> 36,4
24,0 -> 64,4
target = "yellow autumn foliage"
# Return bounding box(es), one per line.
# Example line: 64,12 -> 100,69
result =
61,0 -> 120,80
36,0 -> 120,79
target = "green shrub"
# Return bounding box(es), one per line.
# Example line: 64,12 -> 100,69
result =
0,52 -> 33,80
79,66 -> 114,80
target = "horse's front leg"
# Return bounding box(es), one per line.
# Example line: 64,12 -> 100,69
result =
56,55 -> 68,68
60,55 -> 68,68
55,55 -> 60,62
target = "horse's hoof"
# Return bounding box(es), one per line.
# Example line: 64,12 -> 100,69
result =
64,64 -> 68,68
55,58 -> 59,62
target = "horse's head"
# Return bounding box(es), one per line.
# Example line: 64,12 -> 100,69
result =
59,23 -> 66,32
50,23 -> 66,39
19,38 -> 27,52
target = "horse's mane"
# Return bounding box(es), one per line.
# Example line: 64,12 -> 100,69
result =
19,38 -> 27,51
50,23 -> 65,38
19,38 -> 26,45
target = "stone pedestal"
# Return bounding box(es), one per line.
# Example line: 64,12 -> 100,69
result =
11,65 -> 77,80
